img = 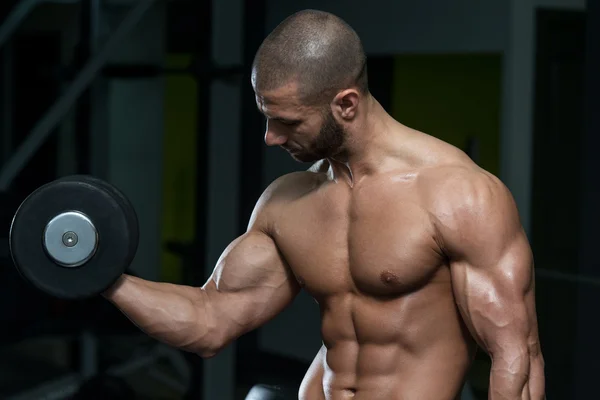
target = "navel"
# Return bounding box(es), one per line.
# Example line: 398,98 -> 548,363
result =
296,275 -> 306,288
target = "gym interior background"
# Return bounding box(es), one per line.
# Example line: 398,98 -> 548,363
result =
0,0 -> 597,399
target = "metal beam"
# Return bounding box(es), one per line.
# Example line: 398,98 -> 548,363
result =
0,0 -> 39,51
0,0 -> 82,52
0,0 -> 158,190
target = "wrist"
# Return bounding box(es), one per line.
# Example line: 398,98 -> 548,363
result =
102,274 -> 128,300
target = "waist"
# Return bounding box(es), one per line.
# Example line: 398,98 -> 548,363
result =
319,296 -> 471,356
324,339 -> 472,377
320,344 -> 471,400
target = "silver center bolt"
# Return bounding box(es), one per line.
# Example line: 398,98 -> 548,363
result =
44,211 -> 97,267
62,231 -> 78,247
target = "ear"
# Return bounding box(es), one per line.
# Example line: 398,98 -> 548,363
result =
331,89 -> 360,120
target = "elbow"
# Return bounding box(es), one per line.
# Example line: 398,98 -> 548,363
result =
187,306 -> 231,359
489,334 -> 542,365
183,287 -> 247,359
490,346 -> 530,377
184,328 -> 226,358
190,317 -> 246,358
177,291 -> 229,358
195,346 -> 221,359
192,333 -> 228,358
489,341 -> 529,368
495,341 -> 544,365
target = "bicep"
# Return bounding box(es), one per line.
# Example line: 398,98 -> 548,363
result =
203,230 -> 300,341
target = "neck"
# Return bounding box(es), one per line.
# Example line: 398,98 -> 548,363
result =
327,96 -> 411,185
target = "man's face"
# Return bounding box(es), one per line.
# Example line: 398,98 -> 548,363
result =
254,82 -> 347,163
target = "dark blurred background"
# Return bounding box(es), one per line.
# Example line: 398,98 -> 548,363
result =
0,0 -> 597,399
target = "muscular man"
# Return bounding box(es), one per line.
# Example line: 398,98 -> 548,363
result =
104,10 -> 545,400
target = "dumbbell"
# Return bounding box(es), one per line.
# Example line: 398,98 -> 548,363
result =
9,175 -> 139,299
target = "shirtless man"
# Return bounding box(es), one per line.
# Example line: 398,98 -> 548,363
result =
104,10 -> 545,400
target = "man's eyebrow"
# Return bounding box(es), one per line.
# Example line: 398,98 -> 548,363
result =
254,100 -> 301,124
255,106 -> 300,124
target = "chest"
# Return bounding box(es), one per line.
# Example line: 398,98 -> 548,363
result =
272,181 -> 446,299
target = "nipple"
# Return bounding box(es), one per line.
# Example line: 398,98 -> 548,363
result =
380,270 -> 400,285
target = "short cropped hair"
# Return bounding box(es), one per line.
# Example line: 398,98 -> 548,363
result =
252,10 -> 369,106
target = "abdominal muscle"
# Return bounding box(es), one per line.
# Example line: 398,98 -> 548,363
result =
299,291 -> 475,400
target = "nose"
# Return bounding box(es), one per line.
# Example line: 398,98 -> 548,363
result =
264,122 -> 288,146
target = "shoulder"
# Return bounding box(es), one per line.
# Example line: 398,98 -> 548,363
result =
421,164 -> 513,214
264,160 -> 331,201
419,164 -> 523,256
261,166 -> 328,203
248,168 -> 327,231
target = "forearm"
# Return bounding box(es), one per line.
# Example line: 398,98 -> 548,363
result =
103,274 -> 219,356
489,349 -> 545,400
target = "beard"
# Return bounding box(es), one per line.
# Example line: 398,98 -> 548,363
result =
290,109 -> 347,163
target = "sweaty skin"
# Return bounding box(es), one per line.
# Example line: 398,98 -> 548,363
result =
297,156 -> 545,400
105,125 -> 544,400
268,141 -> 544,399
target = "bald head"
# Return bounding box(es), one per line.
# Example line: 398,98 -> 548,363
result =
252,10 -> 368,106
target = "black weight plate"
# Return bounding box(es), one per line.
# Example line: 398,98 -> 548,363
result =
9,178 -> 135,299
56,175 -> 139,269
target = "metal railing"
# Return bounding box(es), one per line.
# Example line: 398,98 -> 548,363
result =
0,0 -> 157,190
